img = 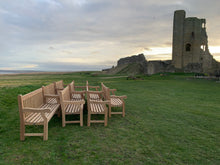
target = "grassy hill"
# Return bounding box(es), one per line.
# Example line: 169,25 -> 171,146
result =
0,72 -> 219,164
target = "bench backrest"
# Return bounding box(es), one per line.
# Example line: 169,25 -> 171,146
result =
18,88 -> 44,119
101,83 -> 110,100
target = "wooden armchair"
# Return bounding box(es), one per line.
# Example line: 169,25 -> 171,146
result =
69,81 -> 85,101
59,85 -> 85,127
42,83 -> 60,104
54,80 -> 64,94
101,83 -> 127,117
86,81 -> 102,100
87,91 -> 109,126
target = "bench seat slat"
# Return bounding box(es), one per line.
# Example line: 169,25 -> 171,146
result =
24,103 -> 59,124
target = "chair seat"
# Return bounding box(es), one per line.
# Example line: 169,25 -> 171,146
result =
90,102 -> 106,113
89,93 -> 101,100
111,98 -> 123,106
65,104 -> 82,114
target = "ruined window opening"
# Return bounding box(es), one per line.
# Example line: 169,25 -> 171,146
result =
186,43 -> 191,52
191,32 -> 195,39
202,23 -> 205,28
200,45 -> 205,51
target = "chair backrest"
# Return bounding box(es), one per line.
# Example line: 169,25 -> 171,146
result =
101,83 -> 110,100
69,81 -> 75,93
42,83 -> 56,95
60,85 -> 71,103
86,80 -> 89,91
54,80 -> 64,93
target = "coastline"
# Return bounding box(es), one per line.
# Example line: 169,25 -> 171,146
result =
0,70 -> 96,76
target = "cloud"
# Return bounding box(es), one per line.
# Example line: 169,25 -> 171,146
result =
0,0 -> 220,71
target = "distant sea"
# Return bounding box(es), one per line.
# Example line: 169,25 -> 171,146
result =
0,70 -> 42,74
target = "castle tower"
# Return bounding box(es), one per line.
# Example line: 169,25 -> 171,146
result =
172,10 -> 185,69
172,10 -> 210,71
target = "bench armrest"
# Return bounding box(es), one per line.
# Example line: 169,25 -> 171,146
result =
23,107 -> 51,113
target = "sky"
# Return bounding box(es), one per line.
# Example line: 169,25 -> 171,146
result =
1,0 -> 220,71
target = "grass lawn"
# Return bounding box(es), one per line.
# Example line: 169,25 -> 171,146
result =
0,72 -> 219,164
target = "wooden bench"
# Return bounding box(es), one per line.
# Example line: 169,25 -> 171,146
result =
101,83 -> 127,117
59,85 -> 85,127
18,88 -> 60,141
87,91 -> 109,126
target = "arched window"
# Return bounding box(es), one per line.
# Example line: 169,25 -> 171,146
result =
186,43 -> 191,52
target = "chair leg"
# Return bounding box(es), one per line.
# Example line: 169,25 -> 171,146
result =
62,112 -> 66,127
80,109 -> 83,126
104,111 -> 108,126
122,103 -> 125,117
87,112 -> 91,126
109,105 -> 112,117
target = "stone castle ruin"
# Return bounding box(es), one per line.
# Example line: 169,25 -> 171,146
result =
104,10 -> 220,75
172,10 -> 219,74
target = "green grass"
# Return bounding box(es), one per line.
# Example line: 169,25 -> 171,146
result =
0,72 -> 219,164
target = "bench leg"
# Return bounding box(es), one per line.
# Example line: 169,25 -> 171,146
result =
43,122 -> 48,141
20,122 -> 25,141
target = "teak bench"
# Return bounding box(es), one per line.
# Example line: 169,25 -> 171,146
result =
18,87 -> 60,141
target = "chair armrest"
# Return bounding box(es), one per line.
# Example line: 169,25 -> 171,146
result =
109,89 -> 117,95
89,100 -> 110,105
111,95 -> 127,99
56,87 -> 64,90
75,86 -> 86,90
23,107 -> 51,113
44,94 -> 59,98
71,91 -> 86,94
87,91 -> 103,94
88,86 -> 100,91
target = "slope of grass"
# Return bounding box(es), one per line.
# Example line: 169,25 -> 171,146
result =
0,72 -> 219,164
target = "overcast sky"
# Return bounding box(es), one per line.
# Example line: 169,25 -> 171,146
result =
1,0 -> 220,71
